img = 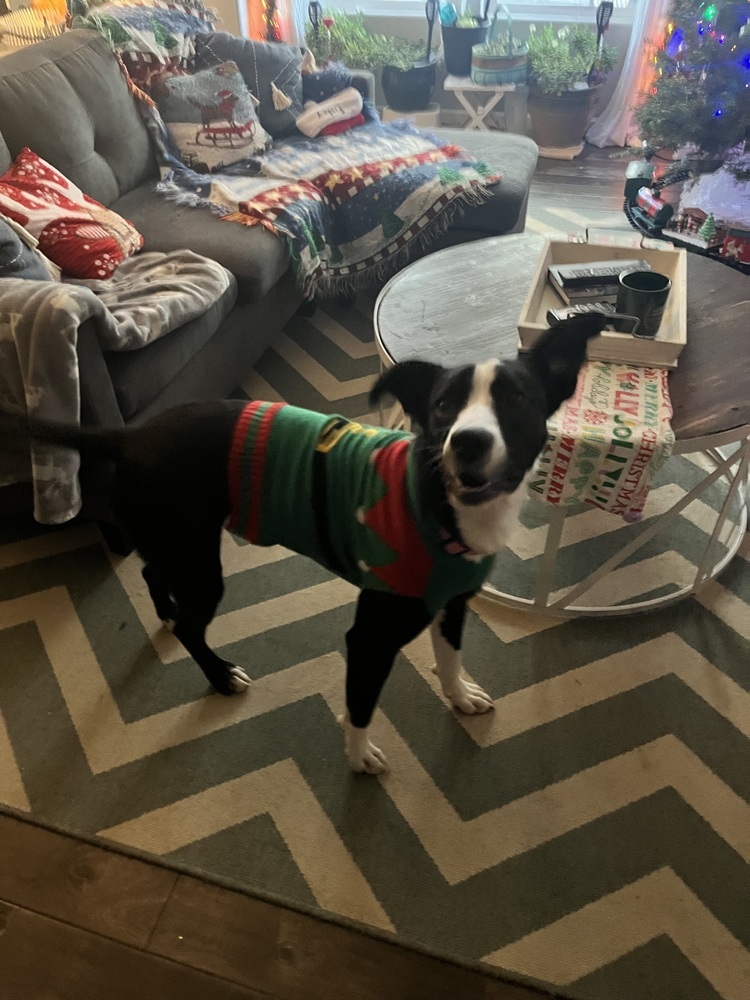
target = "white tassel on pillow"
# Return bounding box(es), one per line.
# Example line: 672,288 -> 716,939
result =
271,82 -> 292,110
300,49 -> 318,74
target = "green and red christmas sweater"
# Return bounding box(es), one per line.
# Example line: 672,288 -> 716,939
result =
227,402 -> 494,617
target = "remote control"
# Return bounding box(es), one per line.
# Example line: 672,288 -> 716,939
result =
546,302 -> 639,335
549,259 -> 651,289
547,302 -> 616,324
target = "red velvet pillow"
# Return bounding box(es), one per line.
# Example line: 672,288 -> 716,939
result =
0,149 -> 142,279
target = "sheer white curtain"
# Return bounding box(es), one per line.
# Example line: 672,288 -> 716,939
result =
587,0 -> 673,147
278,0 -> 307,45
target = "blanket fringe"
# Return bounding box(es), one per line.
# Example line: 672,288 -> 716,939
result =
156,179 -> 229,219
221,212 -> 280,236
312,183 -> 495,298
114,51 -> 156,109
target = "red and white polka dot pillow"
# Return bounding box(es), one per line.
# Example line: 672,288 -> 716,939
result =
0,148 -> 142,279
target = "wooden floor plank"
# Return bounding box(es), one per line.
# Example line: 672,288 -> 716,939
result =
149,875 -> 548,1000
0,900 -> 267,1000
0,813 -> 177,948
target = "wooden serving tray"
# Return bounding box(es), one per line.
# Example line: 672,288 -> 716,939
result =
518,240 -> 688,368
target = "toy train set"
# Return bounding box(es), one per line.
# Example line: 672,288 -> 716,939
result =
623,151 -> 750,275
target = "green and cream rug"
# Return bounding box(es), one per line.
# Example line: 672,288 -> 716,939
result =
1,208 -> 749,999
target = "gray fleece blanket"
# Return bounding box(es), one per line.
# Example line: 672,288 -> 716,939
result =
0,250 -> 233,524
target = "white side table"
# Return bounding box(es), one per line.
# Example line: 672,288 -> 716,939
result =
443,75 -> 527,133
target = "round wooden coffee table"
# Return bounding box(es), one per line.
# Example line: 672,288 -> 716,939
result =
373,233 -> 750,616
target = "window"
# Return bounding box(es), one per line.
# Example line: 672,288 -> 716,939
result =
329,0 -> 635,22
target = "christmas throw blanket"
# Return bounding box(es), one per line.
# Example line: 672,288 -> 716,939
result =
528,363 -> 675,521
155,119 -> 500,297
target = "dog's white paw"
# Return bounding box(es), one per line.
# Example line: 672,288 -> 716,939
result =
228,666 -> 252,693
348,739 -> 387,775
447,676 -> 494,715
340,718 -> 387,774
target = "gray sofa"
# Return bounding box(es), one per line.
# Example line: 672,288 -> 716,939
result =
0,29 -> 537,529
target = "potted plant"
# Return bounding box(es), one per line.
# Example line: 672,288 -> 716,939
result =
441,2 -> 490,78
382,0 -> 440,112
470,6 -> 527,87
305,9 -> 436,111
306,10 -> 387,73
526,24 -> 617,149
381,52 -> 437,112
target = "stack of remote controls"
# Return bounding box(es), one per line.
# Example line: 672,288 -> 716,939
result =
548,259 -> 652,305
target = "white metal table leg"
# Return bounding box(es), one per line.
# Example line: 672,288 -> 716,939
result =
533,502 -> 566,607
479,429 -> 750,618
694,438 -> 750,588
547,447 -> 738,612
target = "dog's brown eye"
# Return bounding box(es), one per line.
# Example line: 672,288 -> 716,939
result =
435,398 -> 453,418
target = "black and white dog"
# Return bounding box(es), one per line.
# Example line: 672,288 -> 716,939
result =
2,313 -> 605,773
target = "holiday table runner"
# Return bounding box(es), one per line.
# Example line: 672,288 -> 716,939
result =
528,362 -> 675,521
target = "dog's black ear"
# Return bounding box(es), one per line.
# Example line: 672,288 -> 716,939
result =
525,312 -> 607,416
370,360 -> 445,428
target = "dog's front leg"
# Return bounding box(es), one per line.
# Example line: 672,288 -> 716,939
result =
343,590 -> 431,774
430,593 -> 494,715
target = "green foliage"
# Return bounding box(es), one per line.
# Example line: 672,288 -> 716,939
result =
305,10 -> 427,72
633,0 -> 750,169
526,24 -> 617,94
474,32 -> 528,58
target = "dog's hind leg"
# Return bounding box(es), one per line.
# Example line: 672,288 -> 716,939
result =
163,533 -> 251,697
430,593 -> 494,715
142,563 -> 177,625
343,590 -> 431,774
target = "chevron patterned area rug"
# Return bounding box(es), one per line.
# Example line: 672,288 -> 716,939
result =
2,202 -> 750,1000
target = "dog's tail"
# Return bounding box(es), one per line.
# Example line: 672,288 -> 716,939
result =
0,413 -> 127,460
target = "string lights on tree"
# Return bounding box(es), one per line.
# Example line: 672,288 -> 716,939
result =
634,0 -> 750,178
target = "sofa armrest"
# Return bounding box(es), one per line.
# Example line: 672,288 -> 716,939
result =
77,319 -> 125,429
348,69 -> 376,103
0,281 -> 124,429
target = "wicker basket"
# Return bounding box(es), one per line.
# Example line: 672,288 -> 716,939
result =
470,5 -> 527,87
0,4 -> 67,47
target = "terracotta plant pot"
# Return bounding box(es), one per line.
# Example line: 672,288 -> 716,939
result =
381,62 -> 436,111
527,85 -> 601,149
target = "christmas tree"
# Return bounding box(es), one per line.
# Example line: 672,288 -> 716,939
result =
634,0 -> 750,176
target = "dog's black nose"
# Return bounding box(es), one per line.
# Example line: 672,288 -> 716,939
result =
450,427 -> 494,464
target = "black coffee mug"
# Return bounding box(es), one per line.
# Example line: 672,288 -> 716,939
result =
616,269 -> 671,338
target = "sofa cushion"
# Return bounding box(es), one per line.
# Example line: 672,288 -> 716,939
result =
195,33 -> 303,139
155,61 -> 272,172
105,273 -> 237,419
111,181 -> 289,301
431,129 -> 538,234
0,148 -> 143,278
0,31 -> 157,207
